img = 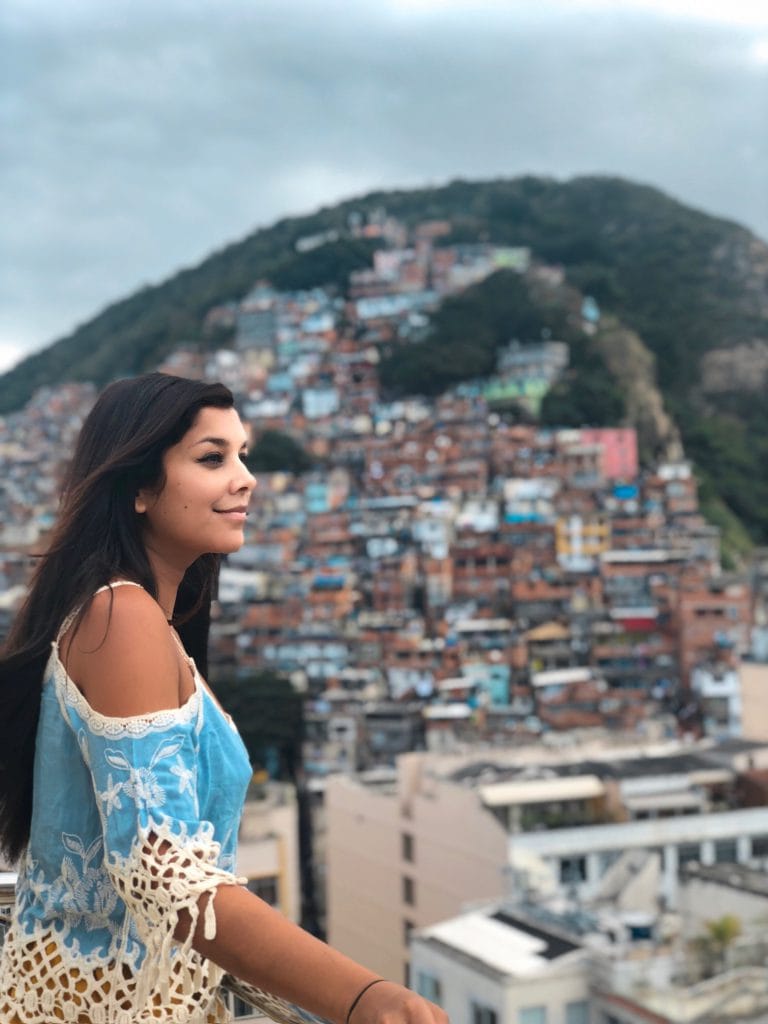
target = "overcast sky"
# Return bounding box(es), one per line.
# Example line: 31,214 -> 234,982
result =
2,0 -> 767,373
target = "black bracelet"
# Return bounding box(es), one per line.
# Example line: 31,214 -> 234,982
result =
345,978 -> 387,1024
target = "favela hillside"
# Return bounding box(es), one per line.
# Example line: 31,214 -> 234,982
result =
4,178 -> 768,1019
1,175 -> 767,551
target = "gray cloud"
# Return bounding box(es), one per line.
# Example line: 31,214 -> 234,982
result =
2,0 -> 767,368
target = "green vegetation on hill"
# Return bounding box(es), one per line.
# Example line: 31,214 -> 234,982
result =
539,350 -> 626,428
379,269 -> 625,428
0,231 -> 375,411
270,238 -> 377,293
684,404 -> 768,548
248,429 -> 314,475
379,271 -> 542,395
2,175 -> 767,544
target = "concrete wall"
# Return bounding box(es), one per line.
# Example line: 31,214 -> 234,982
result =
326,765 -> 508,983
326,777 -> 404,980
237,785 -> 301,922
739,661 -> 768,742
678,874 -> 768,939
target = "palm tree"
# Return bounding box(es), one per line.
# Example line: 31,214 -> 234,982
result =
691,914 -> 741,978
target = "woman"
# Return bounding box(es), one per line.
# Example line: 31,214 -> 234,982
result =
0,373 -> 446,1024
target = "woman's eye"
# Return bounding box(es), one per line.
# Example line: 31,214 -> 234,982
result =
198,452 -> 224,466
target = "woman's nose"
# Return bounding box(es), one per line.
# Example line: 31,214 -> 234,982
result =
234,464 -> 257,493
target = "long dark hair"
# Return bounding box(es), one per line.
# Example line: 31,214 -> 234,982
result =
0,372 -> 235,863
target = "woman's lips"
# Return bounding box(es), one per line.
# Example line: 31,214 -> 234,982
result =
214,507 -> 248,521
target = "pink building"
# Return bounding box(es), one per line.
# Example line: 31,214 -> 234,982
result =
580,428 -> 638,480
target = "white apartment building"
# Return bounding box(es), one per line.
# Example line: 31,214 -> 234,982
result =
412,886 -> 768,1024
325,736 -> 768,984
411,906 -> 592,1024
508,806 -> 768,908
690,660 -> 741,738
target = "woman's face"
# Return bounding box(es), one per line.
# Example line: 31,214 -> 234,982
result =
135,405 -> 257,565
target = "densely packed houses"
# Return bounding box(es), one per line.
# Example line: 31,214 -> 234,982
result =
1,218 -> 764,766
3,213 -> 768,1022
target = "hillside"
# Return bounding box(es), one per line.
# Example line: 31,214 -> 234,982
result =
2,175 -> 768,542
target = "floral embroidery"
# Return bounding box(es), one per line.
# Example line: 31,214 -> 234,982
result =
100,737 -> 185,813
21,836 -> 120,943
99,774 -> 124,814
171,754 -> 196,797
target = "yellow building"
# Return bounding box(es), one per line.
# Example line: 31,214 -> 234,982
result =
555,515 -> 611,564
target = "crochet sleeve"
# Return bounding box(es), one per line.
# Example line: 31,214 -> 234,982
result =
78,707 -> 245,964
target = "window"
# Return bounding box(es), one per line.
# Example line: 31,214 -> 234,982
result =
518,1007 -> 546,1024
416,971 -> 442,1005
678,842 -> 700,867
559,856 -> 587,884
715,839 -> 737,863
402,832 -> 415,863
471,1001 -> 498,1024
247,875 -> 279,906
402,875 -> 415,906
566,1001 -> 589,1024
403,919 -> 415,947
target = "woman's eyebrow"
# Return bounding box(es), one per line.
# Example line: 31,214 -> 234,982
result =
192,436 -> 248,448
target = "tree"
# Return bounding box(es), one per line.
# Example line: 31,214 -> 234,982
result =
270,238 -> 376,293
212,670 -> 304,782
248,430 -> 314,474
540,366 -> 625,427
690,914 -> 741,978
379,270 -> 573,397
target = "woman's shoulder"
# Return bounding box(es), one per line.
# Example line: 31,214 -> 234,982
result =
76,580 -> 167,641
62,582 -> 183,718
91,578 -> 158,610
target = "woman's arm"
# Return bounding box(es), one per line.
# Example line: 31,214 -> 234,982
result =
188,886 -> 445,1024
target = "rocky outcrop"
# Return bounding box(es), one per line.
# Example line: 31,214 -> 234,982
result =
525,267 -> 684,464
710,233 -> 768,320
700,340 -> 768,395
590,317 -> 684,463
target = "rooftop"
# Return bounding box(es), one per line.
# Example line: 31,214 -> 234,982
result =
479,774 -> 605,807
416,906 -> 582,979
682,861 -> 768,898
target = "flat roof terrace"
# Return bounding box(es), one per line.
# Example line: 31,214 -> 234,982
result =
510,807 -> 768,859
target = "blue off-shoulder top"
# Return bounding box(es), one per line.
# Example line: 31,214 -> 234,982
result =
0,582 -> 253,1024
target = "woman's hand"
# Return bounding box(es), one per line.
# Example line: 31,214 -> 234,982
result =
190,885 -> 451,1024
347,979 -> 448,1024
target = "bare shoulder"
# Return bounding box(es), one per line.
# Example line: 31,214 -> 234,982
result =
62,584 -> 183,717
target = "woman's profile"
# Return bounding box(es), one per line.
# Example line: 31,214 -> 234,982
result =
0,372 -> 446,1024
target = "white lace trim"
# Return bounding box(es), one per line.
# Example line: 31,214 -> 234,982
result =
49,579 -> 207,739
49,646 -> 202,738
1,822 -> 245,1023
0,922 -> 231,1022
